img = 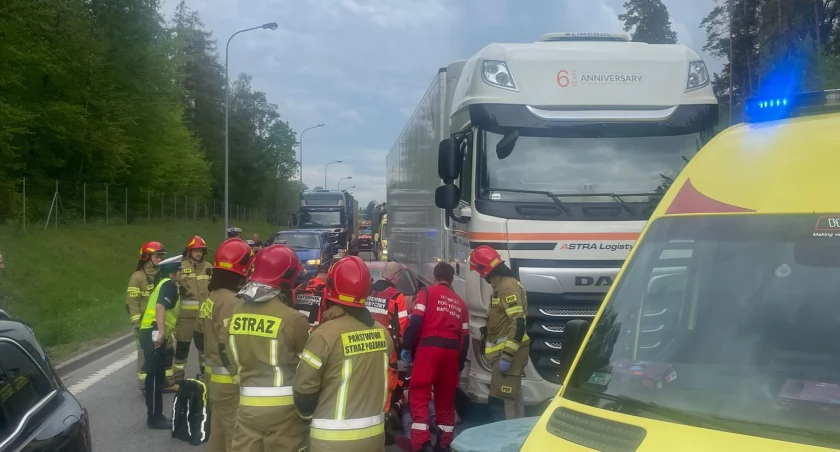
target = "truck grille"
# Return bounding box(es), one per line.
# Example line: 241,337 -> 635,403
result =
527,292 -> 601,384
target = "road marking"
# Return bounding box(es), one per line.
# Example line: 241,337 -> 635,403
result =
66,352 -> 136,395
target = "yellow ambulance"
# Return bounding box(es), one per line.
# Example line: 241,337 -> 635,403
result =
520,89 -> 840,451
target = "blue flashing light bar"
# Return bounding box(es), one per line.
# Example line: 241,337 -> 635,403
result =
745,89 -> 840,123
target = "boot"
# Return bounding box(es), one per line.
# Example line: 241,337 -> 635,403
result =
418,442 -> 435,452
434,443 -> 451,452
147,415 -> 172,430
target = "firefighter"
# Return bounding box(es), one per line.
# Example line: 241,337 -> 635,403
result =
195,238 -> 255,452
367,262 -> 409,444
401,262 -> 468,452
138,254 -> 183,429
293,272 -> 328,329
126,241 -> 178,393
294,256 -> 394,452
173,235 -> 212,382
469,245 -> 529,421
229,244 -> 310,452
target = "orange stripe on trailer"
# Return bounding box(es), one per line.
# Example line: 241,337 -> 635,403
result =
469,232 -> 640,241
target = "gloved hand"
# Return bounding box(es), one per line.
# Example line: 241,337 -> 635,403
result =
400,350 -> 412,366
499,358 -> 511,373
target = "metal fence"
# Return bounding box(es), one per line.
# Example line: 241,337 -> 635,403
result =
0,178 -> 289,229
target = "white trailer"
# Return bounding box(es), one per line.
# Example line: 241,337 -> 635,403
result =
386,32 -> 718,407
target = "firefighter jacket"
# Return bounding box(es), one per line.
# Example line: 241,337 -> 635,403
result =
228,292 -> 310,408
485,276 -> 530,364
179,257 -> 212,314
293,278 -> 326,328
126,262 -> 157,328
198,288 -> 242,389
367,280 -> 408,348
294,304 -> 394,450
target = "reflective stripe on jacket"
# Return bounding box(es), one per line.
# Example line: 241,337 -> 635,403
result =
485,276 -> 530,362
294,305 -> 394,443
228,294 -> 310,407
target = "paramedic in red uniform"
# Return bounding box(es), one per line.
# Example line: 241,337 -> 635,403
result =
401,262 -> 469,452
367,262 -> 410,445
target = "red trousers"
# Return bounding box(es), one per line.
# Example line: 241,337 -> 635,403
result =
409,345 -> 460,450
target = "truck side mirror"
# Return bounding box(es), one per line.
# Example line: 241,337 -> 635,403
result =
438,138 -> 462,182
292,214 -> 298,226
558,319 -> 591,381
435,184 -> 460,210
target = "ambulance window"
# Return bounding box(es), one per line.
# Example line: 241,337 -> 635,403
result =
0,340 -> 56,447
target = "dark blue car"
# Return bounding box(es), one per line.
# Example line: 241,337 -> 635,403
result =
272,230 -> 333,284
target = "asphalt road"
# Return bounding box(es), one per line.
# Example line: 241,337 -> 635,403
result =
61,341 -> 491,451
60,252 -> 496,451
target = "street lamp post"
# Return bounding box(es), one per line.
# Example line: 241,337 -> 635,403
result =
299,124 -> 325,188
324,160 -> 342,188
338,177 -> 352,190
224,22 -> 278,238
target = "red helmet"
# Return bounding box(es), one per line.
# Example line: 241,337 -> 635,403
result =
249,245 -> 301,290
214,238 -> 255,276
186,236 -> 207,250
470,245 -> 503,279
324,256 -> 371,308
139,241 -> 166,262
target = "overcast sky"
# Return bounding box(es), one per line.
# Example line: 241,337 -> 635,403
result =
162,0 -> 720,205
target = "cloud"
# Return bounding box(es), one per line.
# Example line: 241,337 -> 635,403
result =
163,0 -> 724,209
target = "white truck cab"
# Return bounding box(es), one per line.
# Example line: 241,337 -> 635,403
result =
387,32 -> 718,408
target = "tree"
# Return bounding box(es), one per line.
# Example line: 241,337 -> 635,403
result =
699,0 -> 840,125
365,201 -> 376,220
619,0 -> 679,44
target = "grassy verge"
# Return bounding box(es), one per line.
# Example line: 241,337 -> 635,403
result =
0,219 -> 280,361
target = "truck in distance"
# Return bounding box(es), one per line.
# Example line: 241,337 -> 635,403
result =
386,31 -> 718,409
295,189 -> 352,254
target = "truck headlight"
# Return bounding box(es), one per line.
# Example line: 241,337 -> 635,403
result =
307,259 -> 320,265
482,60 -> 518,91
685,61 -> 710,91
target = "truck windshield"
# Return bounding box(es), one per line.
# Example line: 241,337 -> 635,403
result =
564,214 -> 840,449
274,233 -> 320,249
300,211 -> 342,228
359,226 -> 372,234
482,129 -> 707,203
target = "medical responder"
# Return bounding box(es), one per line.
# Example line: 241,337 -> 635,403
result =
469,245 -> 529,421
127,241 -> 178,394
229,244 -> 311,452
195,238 -> 255,452
367,261 -> 409,443
293,271 -> 327,329
294,256 -> 394,452
401,262 -> 468,452
138,254 -> 183,429
173,235 -> 212,382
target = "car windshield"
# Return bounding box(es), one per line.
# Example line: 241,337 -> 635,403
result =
564,214 -> 840,449
300,211 -> 342,227
274,233 -> 320,249
482,129 -> 707,203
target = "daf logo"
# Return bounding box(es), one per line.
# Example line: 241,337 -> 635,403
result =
575,276 -> 613,287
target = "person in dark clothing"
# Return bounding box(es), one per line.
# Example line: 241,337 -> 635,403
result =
348,234 -> 361,256
138,255 -> 184,429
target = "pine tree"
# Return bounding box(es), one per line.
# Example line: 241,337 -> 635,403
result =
619,0 -> 679,44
